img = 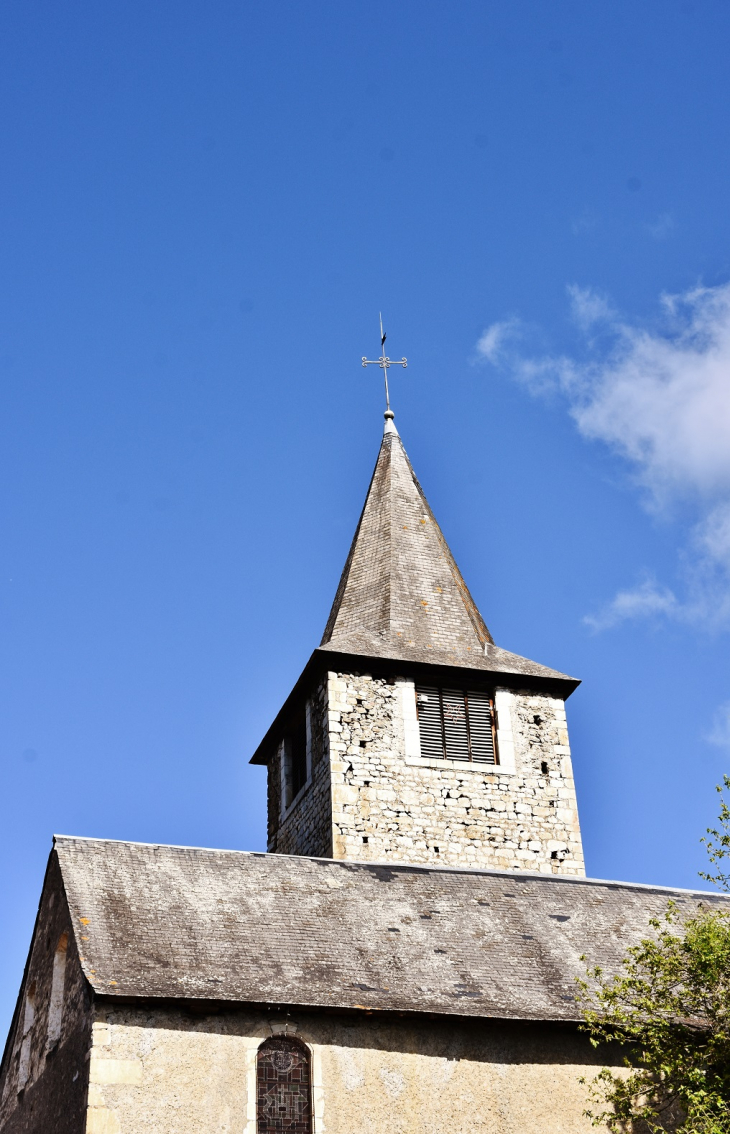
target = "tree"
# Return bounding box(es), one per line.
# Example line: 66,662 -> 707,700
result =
577,777 -> 730,1134
701,775 -> 730,893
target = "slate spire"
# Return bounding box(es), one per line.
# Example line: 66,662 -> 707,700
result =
321,411 -> 494,664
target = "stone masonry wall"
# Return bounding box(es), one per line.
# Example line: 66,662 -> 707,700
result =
326,670 -> 585,874
75,1002 -> 617,1134
0,854 -> 93,1134
267,676 -> 333,858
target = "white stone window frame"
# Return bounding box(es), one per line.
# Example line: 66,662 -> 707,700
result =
399,679 -> 516,774
279,699 -> 314,821
243,1020 -> 325,1134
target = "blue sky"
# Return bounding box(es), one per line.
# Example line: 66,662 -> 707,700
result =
2,0 -> 730,1034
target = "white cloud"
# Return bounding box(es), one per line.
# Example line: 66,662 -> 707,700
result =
475,281 -> 730,630
474,318 -> 519,364
566,284 -> 615,331
569,285 -> 730,506
706,702 -> 730,750
583,578 -> 677,632
695,501 -> 730,562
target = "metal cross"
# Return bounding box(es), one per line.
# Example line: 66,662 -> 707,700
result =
362,313 -> 407,412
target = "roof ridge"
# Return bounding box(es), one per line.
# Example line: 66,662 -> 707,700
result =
52,835 -> 728,898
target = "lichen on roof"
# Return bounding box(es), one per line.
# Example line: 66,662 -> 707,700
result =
320,415 -> 576,684
55,835 -> 728,1022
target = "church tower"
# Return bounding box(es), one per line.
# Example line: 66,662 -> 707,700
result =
251,410 -> 585,876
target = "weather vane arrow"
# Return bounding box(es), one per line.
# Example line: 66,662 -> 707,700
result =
362,313 -> 407,414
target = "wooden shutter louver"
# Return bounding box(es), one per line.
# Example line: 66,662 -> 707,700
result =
416,685 -> 497,765
442,689 -> 470,761
415,686 -> 444,759
465,689 -> 497,764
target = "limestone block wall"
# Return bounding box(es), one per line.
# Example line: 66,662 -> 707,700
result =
77,1003 -> 617,1134
326,670 -> 585,874
267,676 -> 333,858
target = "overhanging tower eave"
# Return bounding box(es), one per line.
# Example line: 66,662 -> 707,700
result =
249,643 -> 580,766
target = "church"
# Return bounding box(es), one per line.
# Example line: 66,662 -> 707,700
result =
1,401 -> 725,1134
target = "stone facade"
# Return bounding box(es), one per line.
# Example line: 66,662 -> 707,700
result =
267,676 -> 333,858
7,1001 -> 615,1134
266,668 -> 585,876
0,858 -> 92,1134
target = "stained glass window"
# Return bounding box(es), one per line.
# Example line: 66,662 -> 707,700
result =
257,1036 -> 312,1134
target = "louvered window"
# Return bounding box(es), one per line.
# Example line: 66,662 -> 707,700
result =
281,704 -> 309,812
416,686 -> 498,764
286,724 -> 308,801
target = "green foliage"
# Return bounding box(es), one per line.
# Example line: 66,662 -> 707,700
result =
578,780 -> 730,1134
701,776 -> 730,892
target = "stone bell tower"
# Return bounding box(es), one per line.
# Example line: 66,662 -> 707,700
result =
251,411 -> 585,876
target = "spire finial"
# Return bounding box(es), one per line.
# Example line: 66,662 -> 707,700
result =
362,313 -> 407,415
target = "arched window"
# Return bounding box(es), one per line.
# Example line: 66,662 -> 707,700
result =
256,1036 -> 312,1134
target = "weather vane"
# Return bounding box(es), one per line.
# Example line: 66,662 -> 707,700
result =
362,313 -> 407,413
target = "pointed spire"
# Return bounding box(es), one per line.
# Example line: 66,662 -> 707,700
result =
321,412 -> 494,664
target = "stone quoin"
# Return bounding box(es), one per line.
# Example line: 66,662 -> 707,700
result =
255,414 -> 584,876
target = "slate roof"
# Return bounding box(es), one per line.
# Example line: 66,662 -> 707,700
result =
320,415 -> 576,686
55,836 -> 728,1022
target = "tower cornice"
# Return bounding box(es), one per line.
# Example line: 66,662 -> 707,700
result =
249,645 -> 579,766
